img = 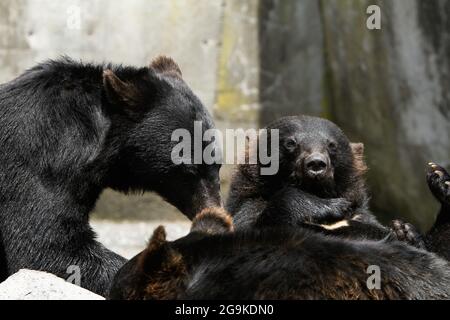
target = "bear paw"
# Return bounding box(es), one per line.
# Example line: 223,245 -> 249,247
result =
427,162 -> 450,205
389,220 -> 426,249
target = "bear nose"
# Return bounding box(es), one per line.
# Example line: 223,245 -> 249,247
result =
305,154 -> 328,175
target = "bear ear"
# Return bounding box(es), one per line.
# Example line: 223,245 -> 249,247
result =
146,225 -> 167,252
137,226 -> 168,272
137,225 -> 186,287
150,56 -> 182,78
350,142 -> 368,175
191,207 -> 234,235
350,142 -> 364,157
103,69 -> 142,107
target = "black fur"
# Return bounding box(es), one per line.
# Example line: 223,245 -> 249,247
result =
0,57 -> 221,295
226,115 -> 383,233
226,116 -> 450,254
109,224 -> 450,300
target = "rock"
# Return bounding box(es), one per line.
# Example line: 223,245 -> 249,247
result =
0,269 -> 104,300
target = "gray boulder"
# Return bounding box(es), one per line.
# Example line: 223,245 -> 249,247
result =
0,269 -> 104,300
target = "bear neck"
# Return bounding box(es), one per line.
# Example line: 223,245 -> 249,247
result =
0,59 -> 131,229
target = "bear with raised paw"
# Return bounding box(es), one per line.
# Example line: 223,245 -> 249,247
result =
390,163 -> 450,258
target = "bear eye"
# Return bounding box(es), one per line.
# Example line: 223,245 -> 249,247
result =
328,141 -> 337,152
283,137 -> 297,152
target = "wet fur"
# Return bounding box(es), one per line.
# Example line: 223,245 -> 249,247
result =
0,57 -> 220,295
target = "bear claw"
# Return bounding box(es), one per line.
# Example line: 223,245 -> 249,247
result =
426,162 -> 450,205
435,170 -> 444,178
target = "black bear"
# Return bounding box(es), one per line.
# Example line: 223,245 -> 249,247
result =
226,116 -> 387,236
109,168 -> 450,300
0,56 -> 221,296
225,116 -> 442,250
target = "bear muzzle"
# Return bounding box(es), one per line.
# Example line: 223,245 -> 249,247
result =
303,152 -> 331,180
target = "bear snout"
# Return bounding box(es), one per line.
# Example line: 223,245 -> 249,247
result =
303,152 -> 331,179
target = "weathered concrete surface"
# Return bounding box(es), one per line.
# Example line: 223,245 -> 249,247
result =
214,0 -> 260,124
259,0 -> 325,125
0,269 -> 104,300
0,0 -> 222,108
320,0 -> 450,229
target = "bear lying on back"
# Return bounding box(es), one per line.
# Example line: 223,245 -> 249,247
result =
110,182 -> 450,300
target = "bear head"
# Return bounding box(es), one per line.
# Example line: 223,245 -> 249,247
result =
102,56 -> 221,219
243,115 -> 367,200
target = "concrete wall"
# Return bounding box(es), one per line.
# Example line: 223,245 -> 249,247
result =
214,0 -> 260,124
0,0 -> 223,106
258,0 -> 325,124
